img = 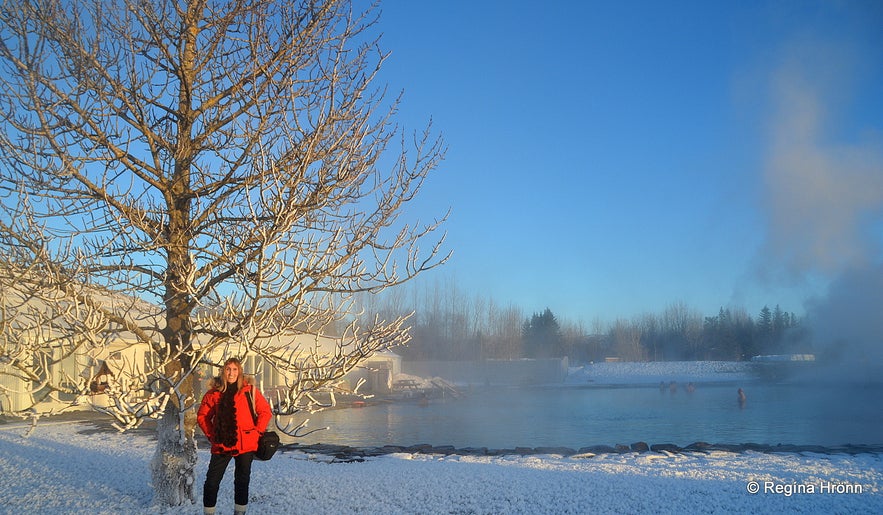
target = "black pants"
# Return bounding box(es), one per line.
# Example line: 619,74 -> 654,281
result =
203,452 -> 254,507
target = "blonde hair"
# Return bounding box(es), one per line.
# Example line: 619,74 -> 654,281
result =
216,357 -> 245,393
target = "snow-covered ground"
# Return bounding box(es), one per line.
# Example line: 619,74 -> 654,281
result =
1,416 -> 881,514
564,360 -> 755,386
1,362 -> 879,513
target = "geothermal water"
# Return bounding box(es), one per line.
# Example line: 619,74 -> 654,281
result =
287,382 -> 883,449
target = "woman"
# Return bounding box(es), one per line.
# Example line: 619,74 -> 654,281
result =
197,357 -> 272,515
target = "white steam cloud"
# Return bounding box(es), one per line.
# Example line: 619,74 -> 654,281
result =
762,64 -> 883,276
760,43 -> 883,369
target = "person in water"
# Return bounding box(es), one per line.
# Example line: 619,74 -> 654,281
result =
737,387 -> 747,407
197,357 -> 272,515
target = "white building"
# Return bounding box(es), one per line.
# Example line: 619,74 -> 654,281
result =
1,271 -> 399,414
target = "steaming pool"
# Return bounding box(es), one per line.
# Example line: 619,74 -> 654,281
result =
286,382 -> 883,450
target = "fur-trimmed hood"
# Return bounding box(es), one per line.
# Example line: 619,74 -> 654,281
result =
206,374 -> 255,391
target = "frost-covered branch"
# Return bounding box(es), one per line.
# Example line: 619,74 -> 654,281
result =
0,0 -> 446,507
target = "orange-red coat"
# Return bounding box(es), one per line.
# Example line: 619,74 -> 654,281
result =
197,377 -> 273,455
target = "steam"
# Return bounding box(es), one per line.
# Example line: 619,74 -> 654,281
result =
804,264 -> 883,360
759,44 -> 883,373
761,62 -> 883,276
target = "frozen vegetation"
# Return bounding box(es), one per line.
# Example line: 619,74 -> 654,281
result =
1,359 -> 880,515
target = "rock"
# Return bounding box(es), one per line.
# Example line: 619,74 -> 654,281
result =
457,447 -> 488,455
277,441 -> 883,460
770,444 -> 829,454
361,447 -> 392,457
490,448 -> 519,456
739,443 -> 772,453
534,446 -> 576,456
630,441 -> 649,452
833,444 -> 883,455
578,445 -> 617,454
709,443 -> 742,452
333,454 -> 365,463
796,445 -> 832,454
650,443 -> 681,453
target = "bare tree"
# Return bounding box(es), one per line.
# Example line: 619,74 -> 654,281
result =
610,319 -> 646,361
0,0 -> 446,506
639,312 -> 660,360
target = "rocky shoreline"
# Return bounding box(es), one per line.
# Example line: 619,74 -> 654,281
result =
10,410 -> 883,462
284,440 -> 883,462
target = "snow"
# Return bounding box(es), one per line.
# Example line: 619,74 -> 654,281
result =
2,361 -> 879,513
564,360 -> 755,386
1,416 -> 881,514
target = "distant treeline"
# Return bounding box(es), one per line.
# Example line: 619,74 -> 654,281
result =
358,281 -> 807,362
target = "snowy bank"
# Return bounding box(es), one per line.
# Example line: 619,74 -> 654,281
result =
1,416 -> 881,514
565,361 -> 754,386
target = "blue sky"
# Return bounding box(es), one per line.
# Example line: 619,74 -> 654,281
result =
371,0 -> 883,324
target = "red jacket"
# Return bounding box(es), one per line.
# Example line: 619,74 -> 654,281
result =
197,378 -> 273,455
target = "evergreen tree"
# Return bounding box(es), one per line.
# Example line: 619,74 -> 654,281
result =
772,305 -> 786,336
522,308 -> 564,358
755,305 -> 774,354
757,306 -> 773,336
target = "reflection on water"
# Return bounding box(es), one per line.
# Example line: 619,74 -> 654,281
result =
284,382 -> 883,449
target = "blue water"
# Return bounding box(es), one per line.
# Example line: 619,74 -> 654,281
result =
287,382 -> 883,449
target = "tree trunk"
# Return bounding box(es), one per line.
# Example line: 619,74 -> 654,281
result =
150,401 -> 199,506
150,359 -> 198,506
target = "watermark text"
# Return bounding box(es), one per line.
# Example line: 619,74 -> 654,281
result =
746,480 -> 864,496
